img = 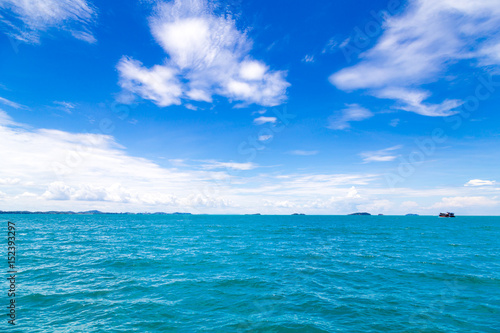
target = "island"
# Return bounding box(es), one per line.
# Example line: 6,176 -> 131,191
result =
405,214 -> 419,216
291,213 -> 305,215
348,212 -> 371,216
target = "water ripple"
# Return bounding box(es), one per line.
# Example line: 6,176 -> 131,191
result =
4,214 -> 500,332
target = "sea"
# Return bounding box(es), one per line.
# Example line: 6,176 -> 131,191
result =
3,214 -> 500,332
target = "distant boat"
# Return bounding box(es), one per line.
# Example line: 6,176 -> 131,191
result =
439,212 -> 455,218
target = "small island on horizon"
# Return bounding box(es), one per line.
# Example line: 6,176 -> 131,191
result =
0,210 -> 192,215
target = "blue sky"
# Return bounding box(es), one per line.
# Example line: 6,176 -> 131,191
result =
0,0 -> 499,214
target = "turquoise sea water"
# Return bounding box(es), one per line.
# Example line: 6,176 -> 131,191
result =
3,214 -> 500,332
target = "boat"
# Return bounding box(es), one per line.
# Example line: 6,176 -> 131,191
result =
439,212 -> 455,218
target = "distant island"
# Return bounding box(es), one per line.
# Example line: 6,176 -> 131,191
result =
0,210 -> 192,215
405,214 -> 419,216
348,212 -> 371,216
291,213 -> 305,215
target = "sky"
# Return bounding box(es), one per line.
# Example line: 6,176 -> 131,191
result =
0,0 -> 499,215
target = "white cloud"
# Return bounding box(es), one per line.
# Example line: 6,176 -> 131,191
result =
0,109 -> 234,211
0,110 -> 20,126
322,37 -> 339,54
284,186 -> 367,212
117,58 -> 182,107
258,134 -> 273,141
0,111 -> 382,214
263,175 -> 378,195
374,88 -> 462,117
169,158 -> 187,167
42,181 -> 73,200
330,0 -> 500,117
0,0 -> 97,43
70,30 -> 96,43
264,200 -> 296,208
200,161 -> 257,171
357,199 -> 393,213
346,186 -> 361,199
401,201 -> 419,209
389,118 -> 400,127
253,116 -> 277,125
465,179 -> 496,187
2,108 -> 499,214
42,182 -> 134,202
18,192 -> 37,198
239,61 -> 268,80
0,177 -> 20,185
302,55 -> 315,63
430,196 -> 499,209
252,109 -> 267,115
53,101 -> 76,113
360,145 -> 402,163
289,150 -> 318,156
0,110 -> 383,213
0,96 -> 27,109
117,0 -> 289,108
53,101 -> 75,108
184,103 -> 197,111
327,104 -> 373,130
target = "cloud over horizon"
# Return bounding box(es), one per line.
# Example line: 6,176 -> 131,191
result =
0,109 -> 384,214
5,109 -> 488,214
